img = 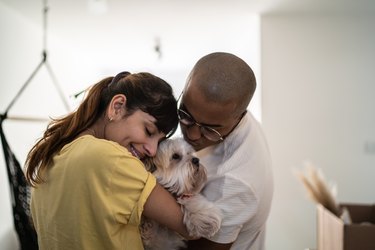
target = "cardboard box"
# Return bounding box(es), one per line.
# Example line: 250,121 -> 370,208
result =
317,203 -> 375,250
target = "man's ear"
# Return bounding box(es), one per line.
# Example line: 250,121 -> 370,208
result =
107,94 -> 127,121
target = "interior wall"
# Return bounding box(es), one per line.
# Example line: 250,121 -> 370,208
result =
0,2 -> 260,249
3,1 -> 375,250
261,13 -> 375,250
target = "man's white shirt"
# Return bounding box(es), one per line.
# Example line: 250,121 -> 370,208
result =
195,112 -> 274,250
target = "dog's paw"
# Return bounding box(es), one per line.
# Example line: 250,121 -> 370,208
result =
178,194 -> 222,238
140,218 -> 157,247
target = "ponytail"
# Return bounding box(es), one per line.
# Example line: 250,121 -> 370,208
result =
25,71 -> 178,186
25,77 -> 112,186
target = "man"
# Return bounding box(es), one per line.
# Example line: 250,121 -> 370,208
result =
178,52 -> 273,250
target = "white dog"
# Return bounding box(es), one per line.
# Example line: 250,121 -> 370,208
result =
141,137 -> 222,250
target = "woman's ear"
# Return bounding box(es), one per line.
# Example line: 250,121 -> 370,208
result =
107,94 -> 127,121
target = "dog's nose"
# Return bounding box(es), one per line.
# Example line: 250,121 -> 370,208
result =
192,157 -> 200,167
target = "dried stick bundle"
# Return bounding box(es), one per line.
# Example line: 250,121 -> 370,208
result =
294,162 -> 341,217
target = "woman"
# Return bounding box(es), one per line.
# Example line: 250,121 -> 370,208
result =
25,71 -> 190,249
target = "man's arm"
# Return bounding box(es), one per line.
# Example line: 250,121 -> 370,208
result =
186,238 -> 233,250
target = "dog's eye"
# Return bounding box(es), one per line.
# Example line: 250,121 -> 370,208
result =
172,153 -> 181,161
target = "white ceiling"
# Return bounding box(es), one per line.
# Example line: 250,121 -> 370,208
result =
2,0 -> 375,30
1,0 -> 375,75
1,0 -> 374,121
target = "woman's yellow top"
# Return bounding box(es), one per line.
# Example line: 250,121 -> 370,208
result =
31,135 -> 156,250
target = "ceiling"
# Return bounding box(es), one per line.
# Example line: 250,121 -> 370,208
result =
1,0 -> 375,73
2,0 -> 375,28
1,0 -> 374,119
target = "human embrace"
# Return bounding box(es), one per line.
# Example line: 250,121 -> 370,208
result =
25,52 -> 273,250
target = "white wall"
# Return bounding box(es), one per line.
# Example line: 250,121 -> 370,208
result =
3,2 -> 375,250
0,2 -> 260,249
262,13 -> 375,250
6,2 -> 375,250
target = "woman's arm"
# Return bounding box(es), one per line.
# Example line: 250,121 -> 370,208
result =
142,183 -> 196,240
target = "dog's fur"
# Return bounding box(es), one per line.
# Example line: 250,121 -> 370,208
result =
141,137 -> 222,250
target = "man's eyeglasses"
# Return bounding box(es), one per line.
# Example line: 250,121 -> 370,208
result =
177,108 -> 224,142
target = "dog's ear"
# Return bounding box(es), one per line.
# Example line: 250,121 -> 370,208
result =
143,158 -> 157,173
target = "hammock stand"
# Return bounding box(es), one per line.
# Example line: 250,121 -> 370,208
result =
1,0 -> 69,249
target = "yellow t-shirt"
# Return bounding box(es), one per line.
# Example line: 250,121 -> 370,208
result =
31,135 -> 156,250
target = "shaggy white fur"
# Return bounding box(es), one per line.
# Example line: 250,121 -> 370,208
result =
141,137 -> 222,250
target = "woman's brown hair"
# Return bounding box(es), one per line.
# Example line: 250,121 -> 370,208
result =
25,71 -> 178,186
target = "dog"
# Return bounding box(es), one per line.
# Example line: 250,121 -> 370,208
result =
141,137 -> 222,250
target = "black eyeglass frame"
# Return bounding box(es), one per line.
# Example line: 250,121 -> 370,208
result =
176,90 -> 247,142
177,108 -> 224,142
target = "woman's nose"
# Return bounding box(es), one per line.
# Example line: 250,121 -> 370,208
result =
144,139 -> 158,157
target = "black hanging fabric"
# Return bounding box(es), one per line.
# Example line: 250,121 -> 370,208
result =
1,0 -> 70,248
0,115 -> 39,250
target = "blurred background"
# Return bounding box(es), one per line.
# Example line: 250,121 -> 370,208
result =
0,0 -> 374,249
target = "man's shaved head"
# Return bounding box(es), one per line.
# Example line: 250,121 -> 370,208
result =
186,52 -> 256,115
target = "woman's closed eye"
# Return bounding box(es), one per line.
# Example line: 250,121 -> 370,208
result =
145,128 -> 152,136
145,125 -> 157,137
